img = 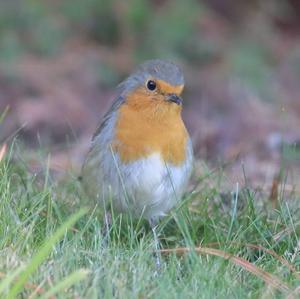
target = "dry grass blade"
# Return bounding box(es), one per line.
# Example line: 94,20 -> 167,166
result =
244,244 -> 299,278
286,286 -> 300,299
0,271 -> 56,299
273,221 -> 300,242
0,144 -> 7,162
269,173 -> 280,208
206,242 -> 299,278
158,247 -> 291,294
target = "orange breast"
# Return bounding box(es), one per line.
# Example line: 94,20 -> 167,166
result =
112,87 -> 188,165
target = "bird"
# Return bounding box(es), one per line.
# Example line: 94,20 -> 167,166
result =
81,59 -> 193,258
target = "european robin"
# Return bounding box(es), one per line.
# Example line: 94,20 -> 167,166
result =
82,59 -> 193,242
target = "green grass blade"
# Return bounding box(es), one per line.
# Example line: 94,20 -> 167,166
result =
38,269 -> 89,299
6,208 -> 87,299
0,106 -> 9,125
0,267 -> 23,295
226,182 -> 239,242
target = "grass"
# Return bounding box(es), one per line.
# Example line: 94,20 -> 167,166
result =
0,144 -> 299,298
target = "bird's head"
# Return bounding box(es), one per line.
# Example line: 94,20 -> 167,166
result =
119,59 -> 185,116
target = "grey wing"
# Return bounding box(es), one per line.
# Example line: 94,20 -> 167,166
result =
91,95 -> 124,141
81,95 -> 124,198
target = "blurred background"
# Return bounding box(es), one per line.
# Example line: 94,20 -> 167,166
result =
0,0 -> 300,193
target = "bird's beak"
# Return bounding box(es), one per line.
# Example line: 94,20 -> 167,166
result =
167,93 -> 183,105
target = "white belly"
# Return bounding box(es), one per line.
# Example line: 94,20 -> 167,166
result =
111,153 -> 190,220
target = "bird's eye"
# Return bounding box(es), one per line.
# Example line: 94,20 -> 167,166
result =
146,80 -> 156,91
